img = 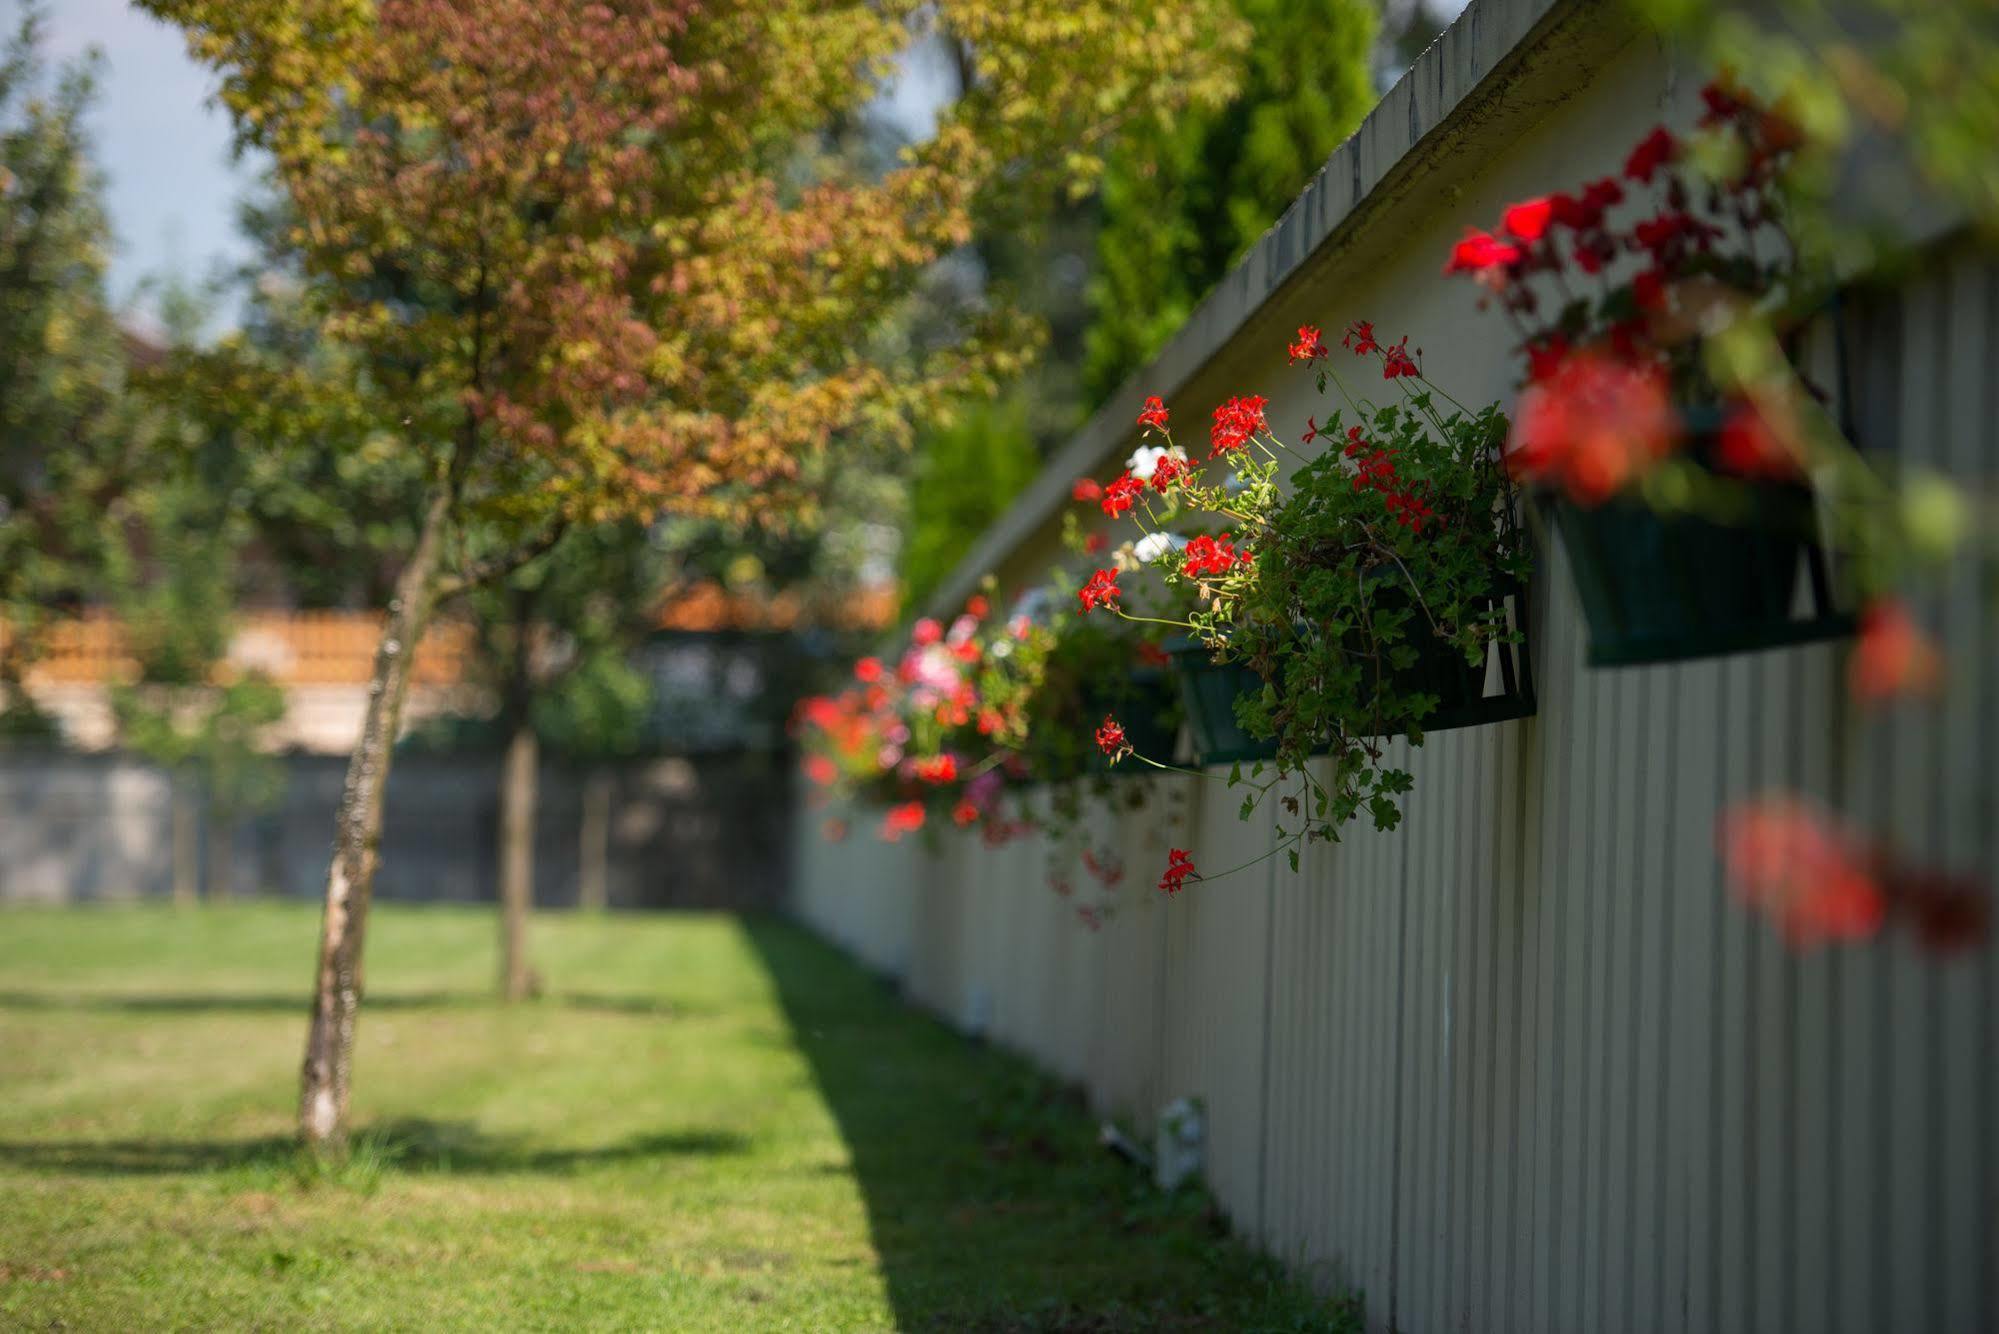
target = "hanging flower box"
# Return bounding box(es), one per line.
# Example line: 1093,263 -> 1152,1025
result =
1543,409 -> 1850,666
1167,639 -> 1277,767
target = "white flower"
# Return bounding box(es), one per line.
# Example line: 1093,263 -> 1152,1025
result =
1133,531 -> 1188,564
1127,444 -> 1169,480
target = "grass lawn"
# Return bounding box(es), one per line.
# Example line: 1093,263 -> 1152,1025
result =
0,904 -> 1353,1331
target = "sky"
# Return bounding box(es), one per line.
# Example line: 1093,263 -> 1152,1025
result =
7,0 -> 260,329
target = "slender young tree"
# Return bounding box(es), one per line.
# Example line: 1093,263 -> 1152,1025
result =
143,0 -> 1244,1150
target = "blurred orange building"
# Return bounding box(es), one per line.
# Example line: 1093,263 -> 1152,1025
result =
6,580 -> 897,755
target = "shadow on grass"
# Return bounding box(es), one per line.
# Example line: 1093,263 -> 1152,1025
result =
740,918 -> 1352,1334
0,989 -> 685,1017
0,1117 -> 747,1179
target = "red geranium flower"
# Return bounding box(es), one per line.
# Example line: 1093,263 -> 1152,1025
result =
1158,848 -> 1198,895
1714,397 -> 1803,479
1288,324 -> 1329,363
1137,395 -> 1170,432
1719,796 -> 1886,948
913,754 -> 958,785
1442,228 -> 1522,275
1150,453 -> 1189,492
1072,477 -> 1103,502
881,801 -> 926,842
1077,567 -> 1122,613
1624,125 -> 1679,183
1381,336 -> 1419,379
952,799 -> 980,827
1502,196 -> 1555,241
964,593 -> 989,618
911,618 -> 943,646
1209,395 -> 1269,456
1505,349 -> 1677,504
1850,600 -> 1943,704
1101,471 -> 1144,518
1183,533 -> 1249,579
1342,320 -> 1379,355
1095,716 -> 1128,758
853,656 -> 883,683
804,755 -> 838,786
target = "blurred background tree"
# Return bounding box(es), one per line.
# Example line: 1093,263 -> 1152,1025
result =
0,4 -> 127,739
104,480 -> 285,907
895,0 -> 1380,614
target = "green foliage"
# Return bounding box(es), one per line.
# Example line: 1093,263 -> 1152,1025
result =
102,482 -> 287,819
1083,0 -> 1378,403
1640,0 -> 1999,259
898,394 -> 1041,613
0,4 -> 128,725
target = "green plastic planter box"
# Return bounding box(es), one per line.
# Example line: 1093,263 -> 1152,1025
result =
1547,412 -> 1852,667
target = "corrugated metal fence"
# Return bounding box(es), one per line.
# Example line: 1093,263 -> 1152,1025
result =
791,247 -> 1998,1333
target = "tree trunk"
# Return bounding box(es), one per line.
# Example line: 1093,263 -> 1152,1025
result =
497,718 -> 538,1001
170,774 -> 199,908
297,486 -> 451,1152
578,768 -> 611,912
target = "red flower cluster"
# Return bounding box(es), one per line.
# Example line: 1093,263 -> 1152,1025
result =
1209,395 -> 1268,456
1381,335 -> 1419,380
1101,471 -> 1144,518
854,656 -> 883,683
1150,453 -> 1189,492
1623,125 -> 1679,184
1158,848 -> 1198,895
912,754 -> 958,785
1341,320 -> 1378,355
1288,324 -> 1329,364
1443,229 -> 1523,277
1450,84 -> 1811,502
1506,350 -> 1677,503
1720,796 -> 1882,947
1850,600 -> 1943,704
1343,431 -> 1433,532
882,801 -> 926,842
1137,395 -> 1170,433
1182,532 -> 1251,578
1077,567 -> 1121,613
1095,716 -> 1128,758
1072,477 -> 1102,502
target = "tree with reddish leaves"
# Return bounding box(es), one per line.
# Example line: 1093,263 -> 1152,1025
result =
142,0 -> 1245,1151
